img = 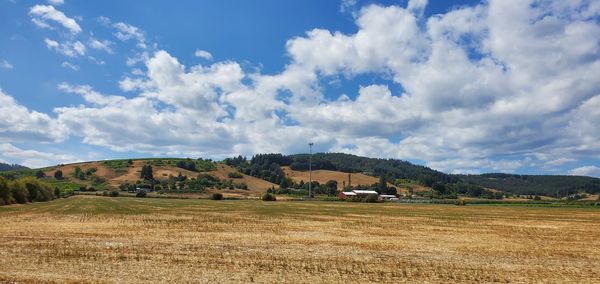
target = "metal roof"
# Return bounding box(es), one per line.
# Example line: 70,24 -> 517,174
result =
352,190 -> 378,194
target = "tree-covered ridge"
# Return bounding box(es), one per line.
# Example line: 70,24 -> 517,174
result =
0,163 -> 28,172
456,173 -> 600,197
287,153 -> 457,185
225,153 -> 456,187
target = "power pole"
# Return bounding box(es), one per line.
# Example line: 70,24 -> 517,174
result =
309,142 -> 313,198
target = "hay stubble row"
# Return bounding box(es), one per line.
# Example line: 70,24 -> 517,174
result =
1,196 -> 599,283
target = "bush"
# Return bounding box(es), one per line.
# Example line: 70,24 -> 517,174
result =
261,192 -> 276,201
211,193 -> 224,200
227,172 -> 243,179
109,191 -> 119,197
10,181 -> 28,204
54,170 -> 63,179
102,190 -> 110,196
456,199 -> 467,206
364,194 -> 379,203
136,190 -> 147,198
0,176 -> 14,205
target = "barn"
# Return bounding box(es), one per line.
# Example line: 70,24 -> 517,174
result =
338,191 -> 357,199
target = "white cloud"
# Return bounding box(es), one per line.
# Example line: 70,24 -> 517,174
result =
0,143 -> 75,168
194,49 -> 213,60
47,0 -> 64,5
29,5 -> 81,34
0,60 -> 13,69
61,61 -> 79,71
340,0 -> 357,15
569,166 -> 600,178
45,38 -> 86,57
6,0 -> 600,174
113,22 -> 146,49
89,38 -> 114,53
0,89 -> 67,143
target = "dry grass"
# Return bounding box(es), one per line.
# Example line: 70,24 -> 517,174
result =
1,196 -> 599,283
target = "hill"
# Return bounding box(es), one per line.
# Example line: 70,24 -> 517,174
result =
226,152 -> 453,186
1,158 -> 277,198
0,162 -> 27,172
456,173 -> 600,197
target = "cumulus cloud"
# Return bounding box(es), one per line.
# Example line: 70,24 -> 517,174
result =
113,22 -> 147,49
29,5 -> 81,34
0,60 -> 13,69
194,49 -> 213,60
569,166 -> 600,178
8,0 -> 600,174
45,38 -> 86,57
48,0 -> 64,5
0,89 -> 67,143
89,38 -> 114,53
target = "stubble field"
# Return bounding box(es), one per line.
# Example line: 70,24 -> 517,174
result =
1,196 -> 599,283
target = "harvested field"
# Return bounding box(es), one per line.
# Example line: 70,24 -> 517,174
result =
1,196 -> 599,283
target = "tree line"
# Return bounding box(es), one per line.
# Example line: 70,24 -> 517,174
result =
0,176 -> 63,206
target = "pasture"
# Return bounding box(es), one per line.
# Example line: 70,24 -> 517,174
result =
1,196 -> 599,283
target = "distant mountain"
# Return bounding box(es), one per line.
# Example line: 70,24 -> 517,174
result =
0,162 -> 28,172
456,173 -> 600,197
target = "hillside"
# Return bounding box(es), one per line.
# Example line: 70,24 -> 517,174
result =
457,173 -> 600,197
0,158 -> 279,197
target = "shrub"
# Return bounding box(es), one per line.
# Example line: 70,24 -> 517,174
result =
364,194 -> 379,203
0,176 -> 14,205
261,192 -> 276,201
109,191 -> 120,197
227,172 -> 243,179
102,190 -> 110,196
211,193 -> 224,200
456,199 -> 467,206
54,170 -> 63,179
10,181 -> 29,204
54,187 -> 61,199
136,190 -> 147,198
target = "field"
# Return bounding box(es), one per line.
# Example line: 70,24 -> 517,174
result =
1,197 -> 599,283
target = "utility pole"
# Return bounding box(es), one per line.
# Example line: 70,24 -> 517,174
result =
309,142 -> 313,198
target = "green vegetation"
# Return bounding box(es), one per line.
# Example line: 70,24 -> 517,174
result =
140,165 -> 153,180
211,192 -> 224,200
0,176 -> 60,205
0,162 -> 28,172
227,171 -> 243,178
261,192 -> 276,201
457,173 -> 600,197
225,152 -> 455,190
102,159 -> 132,174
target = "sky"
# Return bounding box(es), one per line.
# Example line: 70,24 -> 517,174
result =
0,0 -> 599,177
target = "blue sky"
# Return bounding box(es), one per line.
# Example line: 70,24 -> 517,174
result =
0,0 -> 599,178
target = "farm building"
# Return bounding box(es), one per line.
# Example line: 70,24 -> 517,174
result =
351,190 -> 379,196
379,194 -> 399,200
338,191 -> 357,199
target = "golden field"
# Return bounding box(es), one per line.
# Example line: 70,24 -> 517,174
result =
1,196 -> 599,283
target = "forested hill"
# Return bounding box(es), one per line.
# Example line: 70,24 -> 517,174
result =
0,163 -> 28,172
456,173 -> 600,196
225,152 -> 457,186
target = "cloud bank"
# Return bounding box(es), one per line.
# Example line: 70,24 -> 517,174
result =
4,0 -> 600,174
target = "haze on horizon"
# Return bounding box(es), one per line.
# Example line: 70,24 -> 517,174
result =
0,0 -> 599,177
